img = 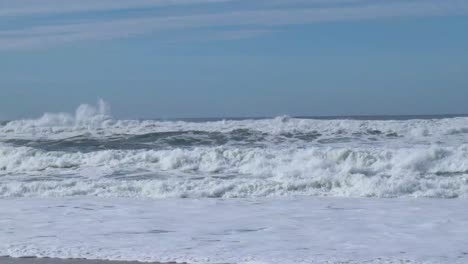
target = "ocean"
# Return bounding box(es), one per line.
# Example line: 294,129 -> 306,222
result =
1,101 -> 468,264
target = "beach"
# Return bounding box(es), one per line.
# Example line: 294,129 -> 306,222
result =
0,257 -> 179,264
2,197 -> 468,264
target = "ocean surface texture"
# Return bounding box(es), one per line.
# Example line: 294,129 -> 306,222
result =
1,101 -> 468,264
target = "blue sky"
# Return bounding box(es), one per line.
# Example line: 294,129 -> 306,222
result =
1,0 -> 468,119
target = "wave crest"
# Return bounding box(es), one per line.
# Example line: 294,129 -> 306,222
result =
5,99 -> 112,128
1,101 -> 468,147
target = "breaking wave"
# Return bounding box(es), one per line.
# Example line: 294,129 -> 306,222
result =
1,143 -> 468,198
1,100 -> 468,199
1,101 -> 468,146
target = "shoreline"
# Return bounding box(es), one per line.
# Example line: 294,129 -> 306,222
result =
3,197 -> 467,264
0,257 -> 185,264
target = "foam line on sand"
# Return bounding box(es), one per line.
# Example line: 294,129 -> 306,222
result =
0,257 -> 184,264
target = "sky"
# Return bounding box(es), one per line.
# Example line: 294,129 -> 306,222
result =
1,0 -> 468,120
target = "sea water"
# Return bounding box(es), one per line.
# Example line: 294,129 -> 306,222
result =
1,101 -> 468,263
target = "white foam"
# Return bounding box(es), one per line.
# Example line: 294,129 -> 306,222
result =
1,143 -> 467,198
1,197 -> 467,264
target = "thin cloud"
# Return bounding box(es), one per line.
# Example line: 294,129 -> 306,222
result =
1,0 -> 467,50
0,0 -> 230,16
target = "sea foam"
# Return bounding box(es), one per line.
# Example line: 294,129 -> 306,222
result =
1,101 -> 468,199
1,143 -> 467,198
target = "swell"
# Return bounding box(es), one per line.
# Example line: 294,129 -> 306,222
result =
4,117 -> 468,150
1,129 -> 331,152
3,114 -> 468,148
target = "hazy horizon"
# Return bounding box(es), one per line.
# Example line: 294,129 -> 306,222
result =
2,100 -> 468,122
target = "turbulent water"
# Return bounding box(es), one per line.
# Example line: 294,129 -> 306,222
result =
3,101 -> 468,264
1,100 -> 468,199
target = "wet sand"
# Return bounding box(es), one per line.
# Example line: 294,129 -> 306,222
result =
0,257 -> 184,264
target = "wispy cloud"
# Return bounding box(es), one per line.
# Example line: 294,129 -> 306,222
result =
0,0 -> 230,16
1,0 -> 467,50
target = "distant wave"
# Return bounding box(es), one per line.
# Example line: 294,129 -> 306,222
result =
2,101 -> 468,145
